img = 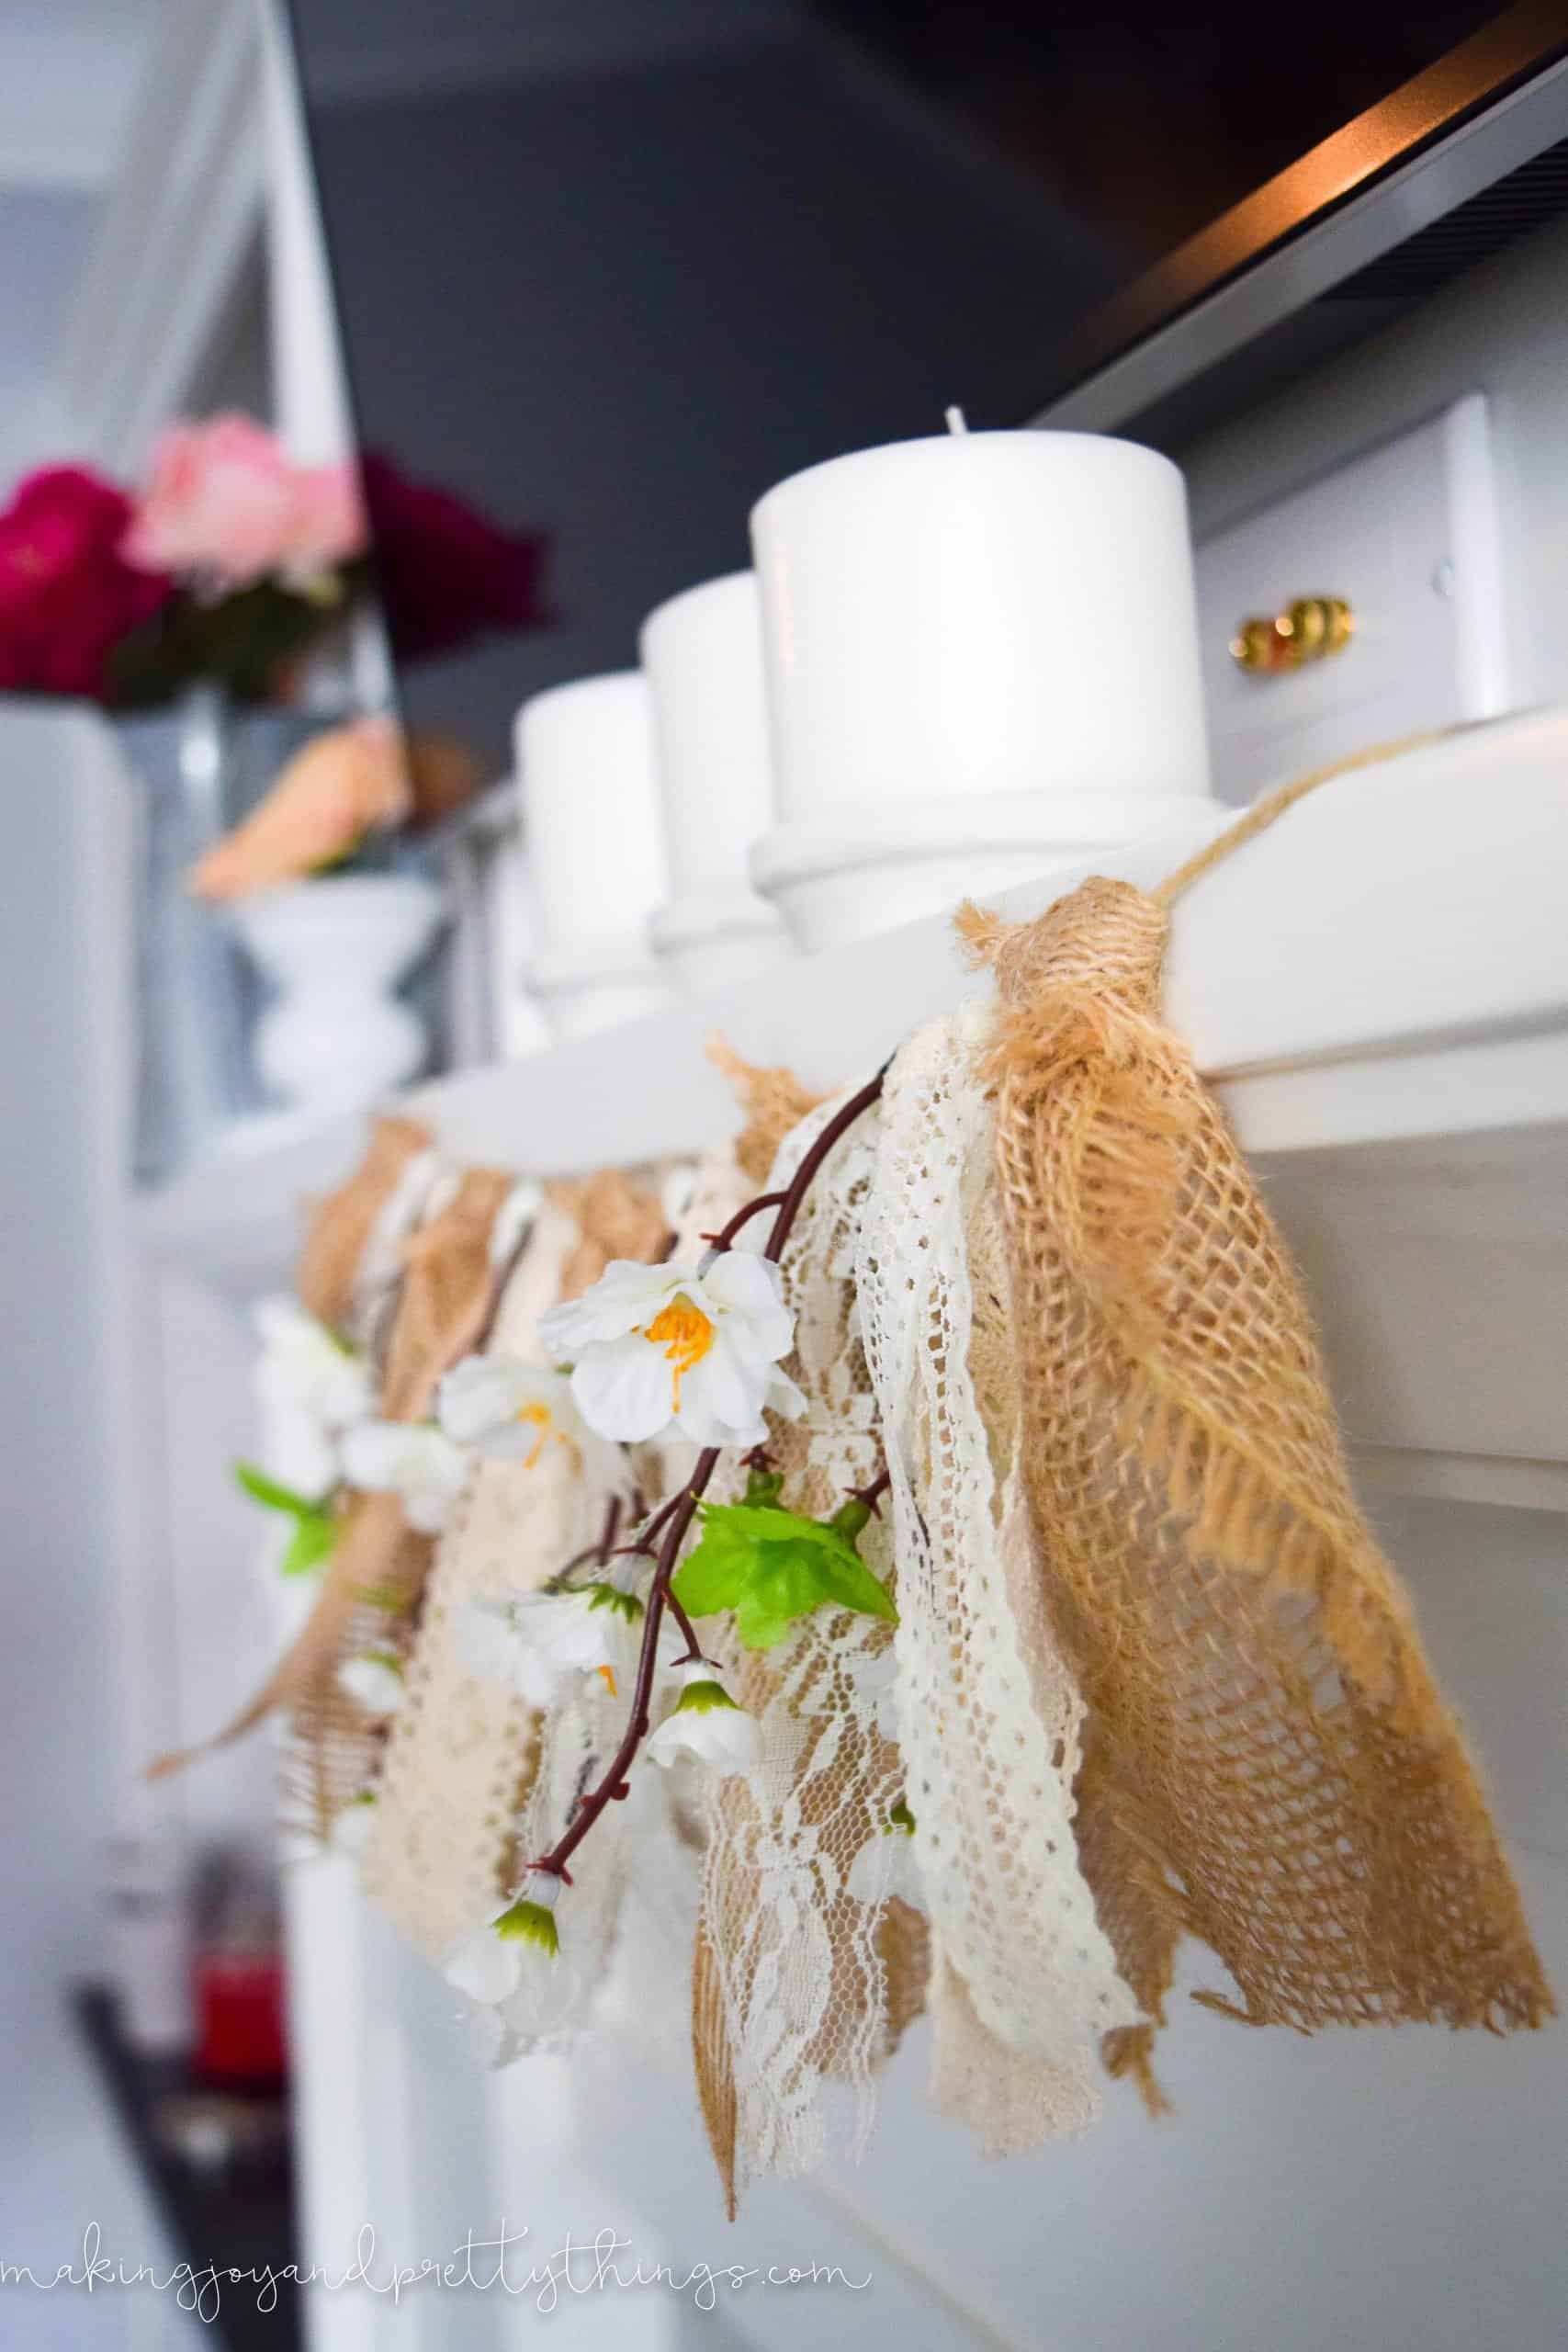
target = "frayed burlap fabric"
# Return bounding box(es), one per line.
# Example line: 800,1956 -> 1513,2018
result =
285,1164 -> 516,1833
296,1114 -> 435,1336
705,1035 -> 825,1185
367,1165 -> 680,1962
961,873 -> 1552,2100
150,1164 -> 513,1830
547,1167 -> 671,1302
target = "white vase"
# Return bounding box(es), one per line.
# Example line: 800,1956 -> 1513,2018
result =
229,874 -> 446,1130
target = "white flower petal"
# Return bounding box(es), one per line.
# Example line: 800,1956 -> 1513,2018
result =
538,1261 -> 679,1354
331,1794 -> 378,1857
698,1250 -> 792,1354
341,1419 -> 469,1532
676,1327 -> 761,1439
453,1588 -> 666,1710
455,1597 -> 570,1709
646,1665 -> 762,1771
763,1366 -> 807,1422
339,1419 -> 411,1490
253,1295 -> 373,1432
336,1653 -> 405,1715
544,1249 -> 797,1450
437,1356 -> 588,1470
570,1337 -> 680,1443
444,1922 -> 523,2004
437,1355 -> 530,1445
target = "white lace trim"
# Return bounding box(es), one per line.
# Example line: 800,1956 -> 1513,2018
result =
696,1090 -> 904,2190
855,1014 -> 1139,2132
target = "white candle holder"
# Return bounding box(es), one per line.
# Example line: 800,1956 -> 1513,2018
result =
641,571 -> 791,994
749,426 -> 1219,950
516,673 -> 674,1042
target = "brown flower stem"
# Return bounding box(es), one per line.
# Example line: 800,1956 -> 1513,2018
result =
547,1448 -> 718,1871
703,1191 -> 785,1253
619,1487 -> 686,1560
535,1065 -> 887,1883
848,1466 -> 892,1516
664,1588 -> 706,1666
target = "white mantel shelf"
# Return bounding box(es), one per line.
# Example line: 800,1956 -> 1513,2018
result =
137,716 -> 1568,1500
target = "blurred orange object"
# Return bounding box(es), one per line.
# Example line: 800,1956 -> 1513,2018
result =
187,716 -> 482,900
404,728 -> 484,827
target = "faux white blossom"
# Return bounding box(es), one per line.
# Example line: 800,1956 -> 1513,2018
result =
436,1354 -> 600,1472
339,1419 -> 470,1533
331,1790 -> 379,1857
847,1800 -> 923,1908
455,1577 -> 680,1709
645,1660 -> 761,1772
336,1648 -> 406,1716
537,1252 -> 803,1448
252,1295 -> 372,1432
444,1872 -> 561,2002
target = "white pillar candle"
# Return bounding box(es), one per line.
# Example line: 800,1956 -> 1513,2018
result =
749,425 -> 1218,947
641,571 -> 790,992
515,672 -> 673,1041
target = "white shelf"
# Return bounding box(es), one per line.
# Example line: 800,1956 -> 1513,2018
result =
137,715 -> 1568,1483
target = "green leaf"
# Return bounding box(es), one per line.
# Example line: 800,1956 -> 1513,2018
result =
672,1496 -> 897,1650
234,1459 -> 321,1518
279,1510 -> 337,1578
670,1513 -> 756,1617
347,1579 -> 412,1615
807,1540 -> 898,1624
585,1582 -> 643,1622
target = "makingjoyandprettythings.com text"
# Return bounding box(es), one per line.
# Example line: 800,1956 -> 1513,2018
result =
2,2222 -> 873,2322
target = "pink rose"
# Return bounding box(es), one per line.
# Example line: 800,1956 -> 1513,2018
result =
124,415 -> 367,593
283,459 -> 367,579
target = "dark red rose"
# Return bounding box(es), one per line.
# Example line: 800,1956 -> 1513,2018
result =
0,465 -> 175,704
359,453 -> 549,664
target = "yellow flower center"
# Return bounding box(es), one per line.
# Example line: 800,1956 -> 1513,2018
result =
513,1399 -> 555,1467
642,1296 -> 716,1409
595,1663 -> 618,1698
513,1399 -> 579,1473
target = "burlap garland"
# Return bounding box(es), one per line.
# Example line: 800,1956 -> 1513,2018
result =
296,1113 -> 434,1335
546,1167 -> 671,1303
705,1035 -> 826,1186
149,1157 -> 514,1829
191,769 -> 1552,2166
961,846 -> 1552,2096
364,1171 -> 680,1958
286,1165 -> 516,1833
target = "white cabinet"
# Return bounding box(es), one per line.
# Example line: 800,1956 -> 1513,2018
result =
1195,397 -> 1508,803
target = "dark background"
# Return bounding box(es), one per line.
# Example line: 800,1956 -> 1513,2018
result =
290,0 -> 1497,775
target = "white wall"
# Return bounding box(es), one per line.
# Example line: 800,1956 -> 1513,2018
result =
0,705 -> 199,2346
303,33 -> 1114,773
0,191 -> 99,489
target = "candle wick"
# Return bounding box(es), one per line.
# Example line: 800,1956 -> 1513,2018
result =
944,405 -> 970,437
